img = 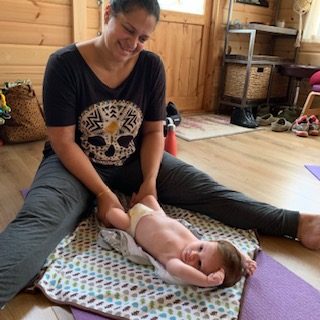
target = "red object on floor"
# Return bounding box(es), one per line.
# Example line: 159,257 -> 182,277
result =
164,121 -> 177,156
0,138 -> 4,147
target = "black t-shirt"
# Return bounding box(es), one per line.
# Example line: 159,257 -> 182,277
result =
43,44 -> 166,166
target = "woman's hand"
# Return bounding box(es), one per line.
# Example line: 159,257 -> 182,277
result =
97,190 -> 124,227
130,179 -> 157,207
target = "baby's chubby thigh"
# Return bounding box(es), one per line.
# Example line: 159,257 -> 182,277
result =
128,203 -> 153,237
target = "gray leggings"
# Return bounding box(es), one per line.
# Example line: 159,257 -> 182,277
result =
0,152 -> 299,307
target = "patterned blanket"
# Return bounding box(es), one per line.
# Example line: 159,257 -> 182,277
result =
36,204 -> 259,320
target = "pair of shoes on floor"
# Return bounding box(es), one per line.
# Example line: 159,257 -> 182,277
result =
256,113 -> 278,126
277,107 -> 299,123
271,118 -> 292,132
291,115 -> 320,137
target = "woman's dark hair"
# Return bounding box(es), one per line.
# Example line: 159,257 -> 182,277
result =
110,0 -> 160,22
216,240 -> 243,288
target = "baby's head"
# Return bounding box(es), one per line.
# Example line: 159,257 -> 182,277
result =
181,239 -> 243,287
215,240 -> 243,287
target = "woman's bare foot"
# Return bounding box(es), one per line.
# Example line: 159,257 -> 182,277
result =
297,213 -> 320,250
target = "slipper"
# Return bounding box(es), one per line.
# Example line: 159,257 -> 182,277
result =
256,113 -> 277,126
277,107 -> 299,123
271,118 -> 292,132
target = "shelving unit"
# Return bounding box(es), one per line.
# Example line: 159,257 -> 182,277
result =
220,0 -> 298,110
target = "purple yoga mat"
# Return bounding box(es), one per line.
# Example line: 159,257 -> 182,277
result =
71,251 -> 320,320
20,188 -> 29,198
71,307 -> 112,320
305,164 -> 320,181
239,251 -> 320,320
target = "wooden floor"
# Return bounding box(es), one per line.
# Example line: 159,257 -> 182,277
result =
1,129 -> 320,320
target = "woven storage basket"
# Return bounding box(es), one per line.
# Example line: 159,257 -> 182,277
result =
224,63 -> 271,100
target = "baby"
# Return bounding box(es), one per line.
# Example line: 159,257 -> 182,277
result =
106,195 -> 256,288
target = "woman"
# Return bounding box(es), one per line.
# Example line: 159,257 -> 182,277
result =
0,0 -> 319,309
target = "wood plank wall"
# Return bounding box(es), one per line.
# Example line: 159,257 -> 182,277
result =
278,0 -> 320,106
0,0 -> 100,104
0,0 -> 71,102
215,0 -> 320,111
220,0 -> 320,68
209,0 -> 276,112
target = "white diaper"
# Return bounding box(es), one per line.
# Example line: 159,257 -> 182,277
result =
127,203 -> 153,238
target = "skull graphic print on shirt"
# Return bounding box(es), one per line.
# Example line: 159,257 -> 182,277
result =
79,99 -> 143,166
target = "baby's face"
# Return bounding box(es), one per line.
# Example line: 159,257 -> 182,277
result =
181,240 -> 222,275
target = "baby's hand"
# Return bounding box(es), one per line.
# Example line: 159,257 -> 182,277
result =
207,268 -> 225,286
242,255 -> 257,276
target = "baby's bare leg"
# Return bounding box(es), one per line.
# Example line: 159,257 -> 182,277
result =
108,208 -> 130,231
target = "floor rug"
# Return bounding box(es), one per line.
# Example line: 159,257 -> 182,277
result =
239,251 -> 320,320
175,114 -> 261,141
35,199 -> 258,320
305,164 -> 320,181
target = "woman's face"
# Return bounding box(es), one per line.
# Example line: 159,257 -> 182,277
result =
104,6 -> 157,62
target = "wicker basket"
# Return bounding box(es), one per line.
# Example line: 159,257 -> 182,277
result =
224,63 -> 272,100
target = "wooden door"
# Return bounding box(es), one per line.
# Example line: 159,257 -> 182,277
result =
145,1 -> 214,112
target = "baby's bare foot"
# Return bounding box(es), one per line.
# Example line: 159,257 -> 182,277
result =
298,213 -> 320,250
